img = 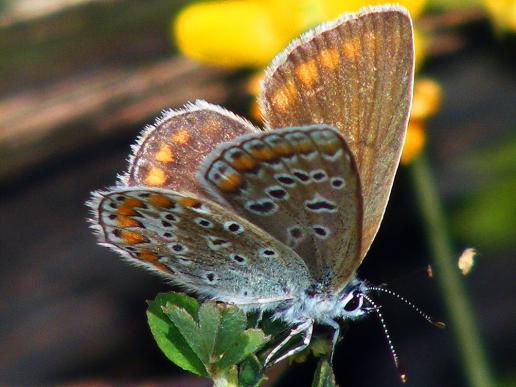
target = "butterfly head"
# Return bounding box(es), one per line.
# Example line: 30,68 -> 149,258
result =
336,281 -> 445,383
336,279 -> 373,320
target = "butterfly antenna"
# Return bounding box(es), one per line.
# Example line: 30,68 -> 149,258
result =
362,294 -> 407,383
365,286 -> 446,329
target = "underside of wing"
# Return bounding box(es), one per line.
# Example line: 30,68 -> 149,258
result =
259,6 -> 414,260
199,125 -> 363,290
121,100 -> 259,198
88,187 -> 311,306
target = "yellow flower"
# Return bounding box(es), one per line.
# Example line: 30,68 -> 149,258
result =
410,78 -> 442,120
174,1 -> 284,67
482,0 -> 516,33
401,78 -> 442,164
325,0 -> 426,19
174,0 -> 439,164
173,0 -> 428,67
401,119 -> 426,165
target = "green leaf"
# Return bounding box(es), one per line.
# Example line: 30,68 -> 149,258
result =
216,328 -> 267,370
147,293 -> 207,376
198,302 -> 222,363
214,306 -> 247,356
147,292 -> 268,382
311,358 -> 337,387
164,302 -> 208,364
239,355 -> 266,387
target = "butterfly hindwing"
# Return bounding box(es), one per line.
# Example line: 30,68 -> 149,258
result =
199,125 -> 363,290
121,100 -> 259,198
260,6 -> 414,260
90,187 -> 311,306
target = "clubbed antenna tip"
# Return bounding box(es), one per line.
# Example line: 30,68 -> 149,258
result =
365,286 -> 446,329
398,363 -> 408,383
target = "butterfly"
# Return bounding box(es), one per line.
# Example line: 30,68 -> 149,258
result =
89,5 -> 414,369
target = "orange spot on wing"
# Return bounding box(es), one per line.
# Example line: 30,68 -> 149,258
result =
153,262 -> 170,272
249,146 -> 275,162
179,197 -> 201,208
342,38 -> 360,61
124,198 -> 145,207
137,250 -> 172,273
230,152 -> 257,171
121,230 -> 148,245
117,216 -> 142,228
218,173 -> 242,192
271,91 -> 290,112
137,249 -> 158,262
294,139 -> 315,154
295,59 -> 318,87
115,198 -> 144,216
270,142 -> 293,157
144,166 -> 167,186
319,48 -> 340,70
171,129 -> 190,145
148,194 -> 173,208
155,143 -> 174,163
271,80 -> 297,113
116,205 -> 138,216
319,140 -> 340,155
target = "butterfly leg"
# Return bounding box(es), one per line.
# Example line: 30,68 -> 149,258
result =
254,309 -> 264,328
323,319 -> 340,363
265,318 -> 314,367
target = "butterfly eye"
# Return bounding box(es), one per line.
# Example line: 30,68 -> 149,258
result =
344,291 -> 363,312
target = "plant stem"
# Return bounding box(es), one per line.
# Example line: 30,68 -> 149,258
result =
409,154 -> 495,387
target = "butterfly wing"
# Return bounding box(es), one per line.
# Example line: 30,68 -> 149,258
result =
199,125 -> 362,290
121,100 -> 259,198
89,187 -> 311,306
259,6 -> 414,260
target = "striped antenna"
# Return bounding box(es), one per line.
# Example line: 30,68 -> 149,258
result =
362,294 -> 407,384
365,286 -> 446,328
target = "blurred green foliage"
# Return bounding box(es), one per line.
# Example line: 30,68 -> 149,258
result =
452,133 -> 516,251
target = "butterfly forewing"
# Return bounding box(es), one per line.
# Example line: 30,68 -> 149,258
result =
92,187 -> 311,305
260,6 -> 414,260
199,126 -> 362,290
122,100 -> 259,197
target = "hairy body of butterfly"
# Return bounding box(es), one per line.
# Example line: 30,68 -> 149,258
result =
89,5 -> 414,369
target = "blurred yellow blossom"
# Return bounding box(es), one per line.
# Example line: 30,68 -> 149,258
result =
174,1 -> 284,67
482,0 -> 516,33
401,78 -> 442,164
401,119 -> 426,164
410,78 -> 442,120
174,0 -> 440,164
174,0 -> 428,67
